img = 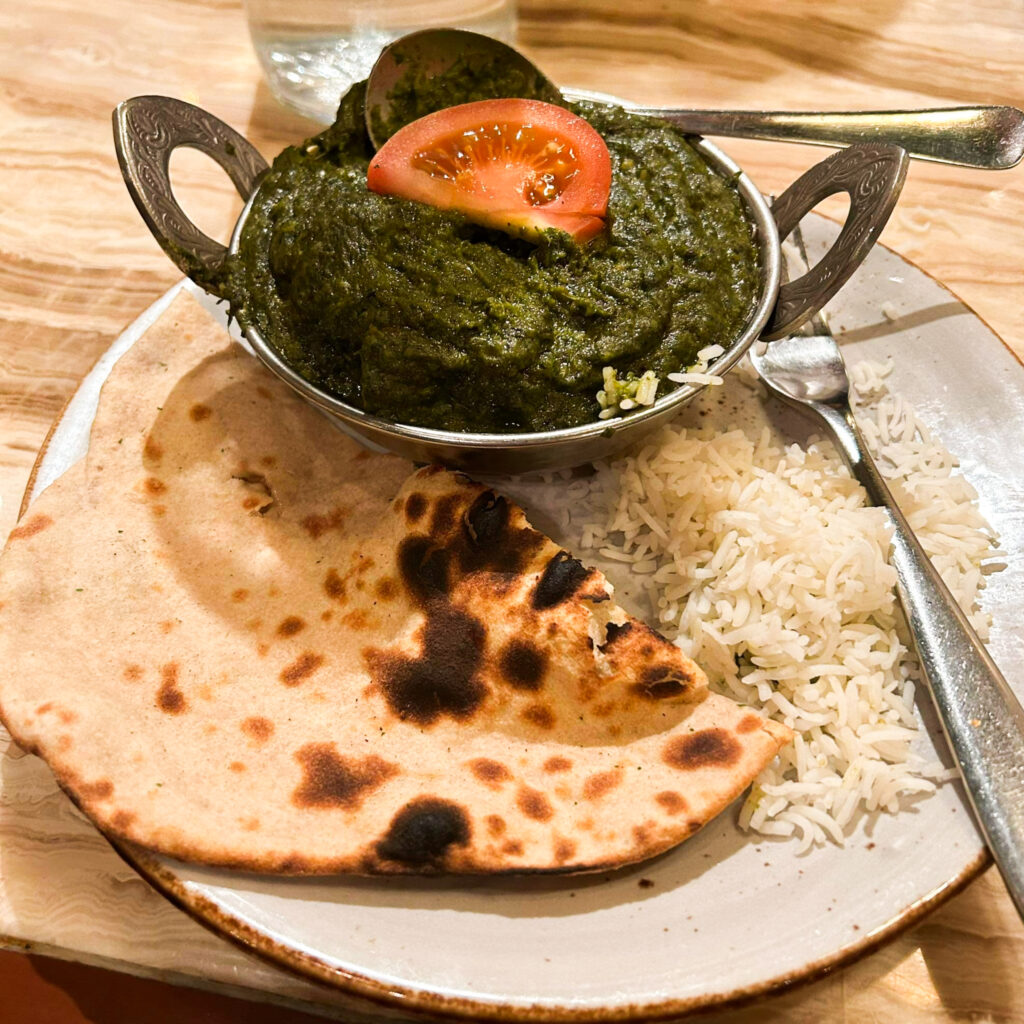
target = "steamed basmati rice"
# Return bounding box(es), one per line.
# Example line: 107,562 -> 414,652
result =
559,358 -> 1000,851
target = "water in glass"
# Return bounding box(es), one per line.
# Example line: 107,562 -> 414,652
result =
244,0 -> 517,122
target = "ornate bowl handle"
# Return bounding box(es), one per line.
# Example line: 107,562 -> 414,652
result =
762,143 -> 909,340
112,96 -> 269,297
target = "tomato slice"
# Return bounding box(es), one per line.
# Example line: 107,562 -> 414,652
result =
367,99 -> 612,243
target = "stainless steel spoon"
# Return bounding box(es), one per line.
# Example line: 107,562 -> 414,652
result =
365,28 -> 1024,169
750,229 -> 1024,922
365,29 -> 560,147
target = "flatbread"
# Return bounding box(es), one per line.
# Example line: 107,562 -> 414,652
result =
0,294 -> 790,874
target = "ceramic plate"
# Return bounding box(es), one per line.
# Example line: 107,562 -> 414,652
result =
27,215 -> 1024,1021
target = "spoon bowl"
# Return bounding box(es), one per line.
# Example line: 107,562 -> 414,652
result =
364,28 -> 560,149
366,28 -> 1024,168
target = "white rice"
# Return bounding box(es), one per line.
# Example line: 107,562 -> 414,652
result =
557,357 -> 1000,851
666,343 -> 726,387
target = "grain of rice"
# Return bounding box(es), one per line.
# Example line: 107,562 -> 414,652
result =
666,371 -> 725,386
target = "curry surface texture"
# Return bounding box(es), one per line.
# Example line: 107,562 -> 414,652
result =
228,82 -> 760,433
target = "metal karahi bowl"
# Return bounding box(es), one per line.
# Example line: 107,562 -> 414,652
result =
113,93 -> 906,474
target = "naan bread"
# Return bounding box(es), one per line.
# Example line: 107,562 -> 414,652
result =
0,294 -> 790,874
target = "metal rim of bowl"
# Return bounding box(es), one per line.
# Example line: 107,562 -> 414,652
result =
228,129 -> 782,454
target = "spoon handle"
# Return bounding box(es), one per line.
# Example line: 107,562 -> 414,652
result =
817,402 -> 1024,920
622,105 -> 1024,169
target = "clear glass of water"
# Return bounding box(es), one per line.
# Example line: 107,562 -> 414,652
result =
244,0 -> 518,123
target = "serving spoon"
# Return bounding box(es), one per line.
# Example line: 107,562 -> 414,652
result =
365,29 -> 1024,169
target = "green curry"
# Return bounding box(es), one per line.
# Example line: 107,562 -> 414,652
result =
226,80 -> 761,433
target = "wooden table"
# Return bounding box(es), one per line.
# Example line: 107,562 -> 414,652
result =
2,0 -> 1022,1020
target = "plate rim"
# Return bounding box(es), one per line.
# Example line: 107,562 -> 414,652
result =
17,228 -> 1016,1021
113,840 -> 988,1023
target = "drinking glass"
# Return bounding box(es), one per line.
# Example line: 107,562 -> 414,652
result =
243,0 -> 518,122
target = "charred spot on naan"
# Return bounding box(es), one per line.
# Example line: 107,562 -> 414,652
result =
603,619 -> 703,703
655,791 -> 688,815
231,470 -> 274,516
430,492 -> 463,535
364,602 -> 487,725
468,757 -> 512,788
396,495 -> 547,607
631,821 -> 663,852
276,616 -> 306,637
156,663 -> 187,714
404,492 -> 427,522
372,797 -> 471,869
531,551 -> 595,610
8,514 -> 54,541
397,535 -> 451,604
463,491 -> 508,545
663,729 -> 743,771
300,506 -> 348,539
292,743 -> 398,810
77,777 -> 114,801
520,703 -> 556,730
279,651 -> 325,686
516,786 -> 554,822
583,768 -> 623,801
339,608 -> 374,631
323,568 -> 346,601
111,810 -> 137,831
459,492 -> 547,578
600,621 -> 633,647
631,666 -> 696,701
553,838 -> 577,864
497,638 -> 548,690
142,434 -> 163,463
240,716 -> 274,744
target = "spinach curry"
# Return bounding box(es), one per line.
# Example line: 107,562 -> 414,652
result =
226,80 -> 761,433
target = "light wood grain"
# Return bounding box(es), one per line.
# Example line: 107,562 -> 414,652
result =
1,0 -> 1023,1020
